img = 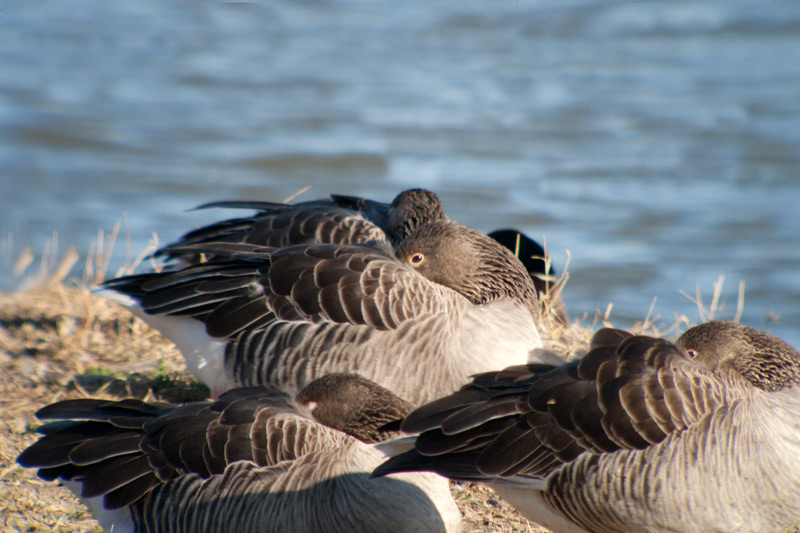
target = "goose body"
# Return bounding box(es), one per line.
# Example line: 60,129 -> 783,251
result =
18,374 -> 461,533
375,321 -> 800,532
99,221 -> 550,404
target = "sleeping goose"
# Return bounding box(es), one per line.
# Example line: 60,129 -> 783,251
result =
99,221 -> 555,404
156,189 -> 565,311
18,374 -> 461,533
158,188 -> 449,257
374,320 -> 800,532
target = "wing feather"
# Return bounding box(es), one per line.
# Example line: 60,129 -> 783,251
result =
17,388 -> 311,509
157,202 -> 389,262
104,240 -> 451,339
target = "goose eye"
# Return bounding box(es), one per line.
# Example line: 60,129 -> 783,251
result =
686,349 -> 698,359
409,253 -> 424,266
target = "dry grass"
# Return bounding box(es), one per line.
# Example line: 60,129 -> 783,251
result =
0,231 -> 746,532
0,284 -> 208,532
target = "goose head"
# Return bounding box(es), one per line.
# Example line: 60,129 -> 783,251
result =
387,189 -> 449,243
395,221 -> 539,313
678,320 -> 800,392
296,373 -> 413,443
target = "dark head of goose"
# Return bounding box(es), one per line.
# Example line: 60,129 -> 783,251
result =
679,320 -> 800,392
395,221 -> 539,312
387,189 -> 449,243
295,373 -> 412,443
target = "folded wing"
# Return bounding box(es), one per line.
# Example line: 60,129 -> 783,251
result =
375,329 -> 730,483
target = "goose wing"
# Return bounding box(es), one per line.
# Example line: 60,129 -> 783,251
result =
16,387 -> 351,510
375,328 -> 732,482
158,200 -> 389,264
103,240 -> 453,339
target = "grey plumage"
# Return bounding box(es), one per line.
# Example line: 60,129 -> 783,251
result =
487,229 -> 568,325
99,221 -> 546,405
158,189 -> 449,261
18,375 -> 461,533
375,320 -> 800,532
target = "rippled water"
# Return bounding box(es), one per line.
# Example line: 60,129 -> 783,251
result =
2,1 -> 799,345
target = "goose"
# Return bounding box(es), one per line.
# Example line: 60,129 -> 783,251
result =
156,189 -> 565,310
18,373 -> 462,533
158,188 -> 449,258
99,221 -> 556,404
374,320 -> 800,532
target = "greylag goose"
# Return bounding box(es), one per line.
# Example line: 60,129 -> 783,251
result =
158,188 -> 448,257
99,221 -> 553,404
18,374 -> 461,533
374,320 -> 800,532
157,189 -> 565,309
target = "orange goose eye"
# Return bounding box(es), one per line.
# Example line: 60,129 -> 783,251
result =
687,349 -> 698,359
409,253 -> 424,266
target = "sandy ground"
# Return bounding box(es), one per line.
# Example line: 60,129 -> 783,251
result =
1,284 -> 558,532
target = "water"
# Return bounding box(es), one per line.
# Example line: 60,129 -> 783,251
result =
2,1 -> 799,346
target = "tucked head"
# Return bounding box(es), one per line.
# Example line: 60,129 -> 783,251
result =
388,189 -> 449,243
394,221 -> 539,310
678,320 -> 800,391
296,373 -> 412,443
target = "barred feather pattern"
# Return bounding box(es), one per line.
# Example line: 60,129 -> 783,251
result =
157,189 -> 449,264
19,381 -> 461,533
161,205 -> 387,262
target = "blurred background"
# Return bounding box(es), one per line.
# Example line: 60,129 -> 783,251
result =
2,1 -> 799,344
